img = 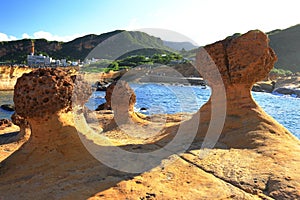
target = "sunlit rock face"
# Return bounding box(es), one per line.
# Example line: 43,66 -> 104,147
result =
192,30 -> 284,147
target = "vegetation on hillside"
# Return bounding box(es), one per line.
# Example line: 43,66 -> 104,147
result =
270,68 -> 293,77
82,53 -> 185,73
268,24 -> 300,72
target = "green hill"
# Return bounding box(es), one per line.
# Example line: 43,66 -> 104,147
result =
163,41 -> 198,51
0,30 -> 172,64
268,24 -> 300,72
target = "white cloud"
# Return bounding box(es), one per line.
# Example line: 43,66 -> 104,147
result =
125,18 -> 140,31
22,33 -> 30,39
0,33 -> 17,41
0,31 -> 86,42
31,31 -> 85,42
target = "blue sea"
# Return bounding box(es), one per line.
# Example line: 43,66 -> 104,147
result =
1,83 -> 300,138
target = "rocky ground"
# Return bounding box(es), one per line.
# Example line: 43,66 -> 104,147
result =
0,30 -> 300,200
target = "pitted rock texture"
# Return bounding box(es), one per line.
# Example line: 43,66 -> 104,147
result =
103,80 -> 136,111
0,68 -> 129,199
102,80 -> 140,130
197,30 -> 277,87
13,68 -> 74,118
189,31 -> 291,148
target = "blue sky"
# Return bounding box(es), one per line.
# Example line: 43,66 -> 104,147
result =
0,0 -> 299,45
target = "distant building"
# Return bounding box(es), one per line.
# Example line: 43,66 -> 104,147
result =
26,41 -> 72,67
27,54 -> 52,67
27,41 -> 53,67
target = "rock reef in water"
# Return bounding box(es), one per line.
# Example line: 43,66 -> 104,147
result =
0,31 -> 300,199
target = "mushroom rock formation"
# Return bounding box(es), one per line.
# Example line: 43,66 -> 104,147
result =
102,80 -> 147,131
13,68 -> 74,119
192,30 -> 282,146
0,68 -> 127,199
96,80 -> 117,111
183,30 -> 300,198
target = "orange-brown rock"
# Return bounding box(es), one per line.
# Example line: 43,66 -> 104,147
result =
103,81 -> 116,110
13,68 -> 74,118
102,80 -> 148,131
0,66 -> 32,90
111,80 -> 136,119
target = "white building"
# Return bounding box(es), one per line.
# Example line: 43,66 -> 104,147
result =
27,54 -> 52,67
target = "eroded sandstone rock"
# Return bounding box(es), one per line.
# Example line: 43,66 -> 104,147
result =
181,30 -> 300,199
13,68 -> 74,119
193,30 -> 281,143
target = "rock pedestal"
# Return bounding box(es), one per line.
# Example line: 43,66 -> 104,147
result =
193,30 -> 287,147
0,68 -> 127,199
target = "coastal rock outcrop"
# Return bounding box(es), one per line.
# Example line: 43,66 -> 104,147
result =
157,30 -> 300,198
96,81 -> 117,110
0,66 -> 32,90
273,87 -> 300,97
1,31 -> 300,199
252,81 -> 275,93
13,68 -> 74,118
